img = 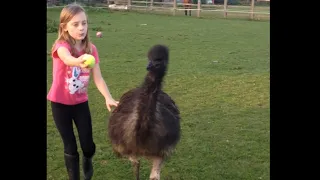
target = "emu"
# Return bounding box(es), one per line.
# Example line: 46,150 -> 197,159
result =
108,44 -> 181,180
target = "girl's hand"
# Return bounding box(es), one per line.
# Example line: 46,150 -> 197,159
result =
77,54 -> 89,68
106,98 -> 119,112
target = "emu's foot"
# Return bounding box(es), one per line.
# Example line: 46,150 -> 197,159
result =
149,171 -> 160,180
149,157 -> 163,180
149,174 -> 160,180
150,178 -> 160,180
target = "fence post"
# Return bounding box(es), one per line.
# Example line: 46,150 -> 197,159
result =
127,0 -> 131,9
150,0 -> 154,10
197,0 -> 201,17
250,0 -> 255,20
173,0 -> 177,16
223,0 -> 228,18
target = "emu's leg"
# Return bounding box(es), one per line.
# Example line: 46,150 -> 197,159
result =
149,157 -> 163,180
129,156 -> 140,180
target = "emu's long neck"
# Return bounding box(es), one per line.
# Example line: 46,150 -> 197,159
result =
139,72 -> 163,120
142,72 -> 163,95
136,72 -> 163,142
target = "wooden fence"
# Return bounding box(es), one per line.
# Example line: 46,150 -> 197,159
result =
47,0 -> 270,20
109,0 -> 269,20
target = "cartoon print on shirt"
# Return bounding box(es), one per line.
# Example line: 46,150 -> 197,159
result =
66,67 -> 84,94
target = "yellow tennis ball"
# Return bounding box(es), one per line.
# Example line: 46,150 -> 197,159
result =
83,54 -> 96,68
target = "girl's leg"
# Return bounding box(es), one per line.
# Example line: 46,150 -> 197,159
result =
51,101 -> 79,180
73,101 -> 96,180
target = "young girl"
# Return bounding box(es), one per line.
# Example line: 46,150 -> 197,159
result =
47,3 -> 118,180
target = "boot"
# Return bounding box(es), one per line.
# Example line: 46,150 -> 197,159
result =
83,155 -> 93,180
64,153 -> 80,180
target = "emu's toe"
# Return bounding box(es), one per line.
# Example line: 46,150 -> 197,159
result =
150,178 -> 160,180
149,173 -> 160,180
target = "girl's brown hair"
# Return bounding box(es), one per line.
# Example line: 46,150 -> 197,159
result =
51,3 -> 92,57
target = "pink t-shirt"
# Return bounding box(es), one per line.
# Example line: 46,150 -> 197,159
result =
47,41 -> 100,105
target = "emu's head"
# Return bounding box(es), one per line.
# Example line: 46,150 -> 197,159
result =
146,44 -> 169,77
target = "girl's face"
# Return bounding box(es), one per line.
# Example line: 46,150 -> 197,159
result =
64,11 -> 88,42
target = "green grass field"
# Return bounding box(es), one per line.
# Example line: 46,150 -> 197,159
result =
47,7 -> 270,180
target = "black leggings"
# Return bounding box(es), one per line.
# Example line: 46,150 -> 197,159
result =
51,101 -> 96,158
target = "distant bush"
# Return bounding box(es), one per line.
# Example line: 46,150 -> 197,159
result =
47,18 -> 58,33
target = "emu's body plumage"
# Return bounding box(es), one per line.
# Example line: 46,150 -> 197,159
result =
108,87 -> 180,158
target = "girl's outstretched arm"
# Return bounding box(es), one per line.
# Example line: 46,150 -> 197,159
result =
56,47 -> 87,67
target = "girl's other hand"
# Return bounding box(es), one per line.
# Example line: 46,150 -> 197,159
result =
106,98 -> 119,112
